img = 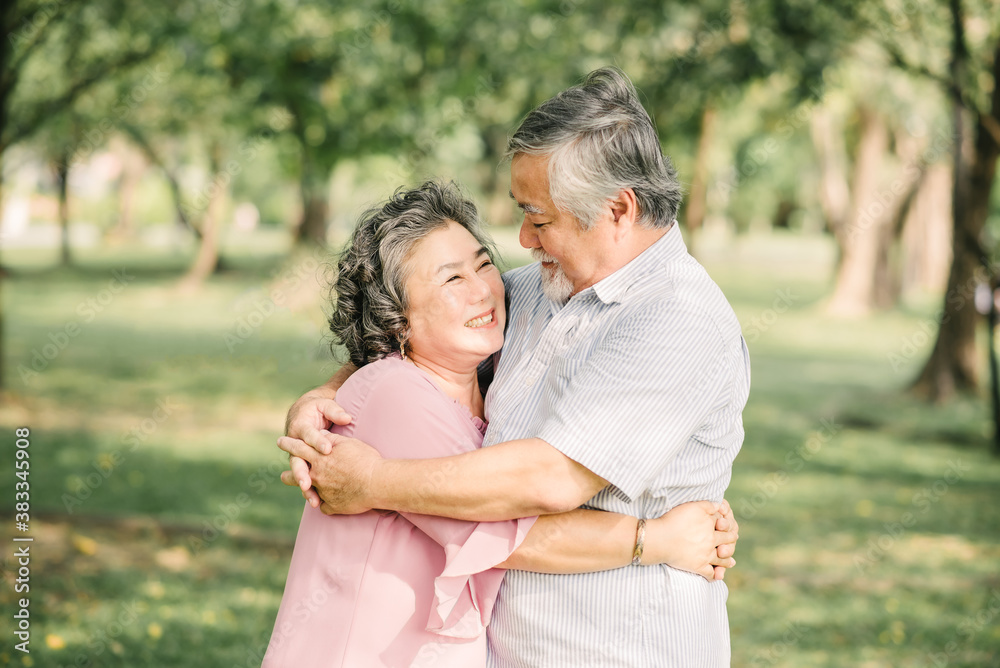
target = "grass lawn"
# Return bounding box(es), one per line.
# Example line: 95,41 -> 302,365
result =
1,229 -> 999,667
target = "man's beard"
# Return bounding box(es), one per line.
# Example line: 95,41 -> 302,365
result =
531,249 -> 574,303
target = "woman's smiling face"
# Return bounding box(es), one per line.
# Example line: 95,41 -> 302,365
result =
403,220 -> 506,369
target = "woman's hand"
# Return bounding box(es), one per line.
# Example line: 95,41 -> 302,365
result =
642,500 -> 739,581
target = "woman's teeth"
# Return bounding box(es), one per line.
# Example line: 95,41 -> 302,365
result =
464,313 -> 493,328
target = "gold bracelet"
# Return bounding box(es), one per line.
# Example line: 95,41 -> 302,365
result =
631,518 -> 646,566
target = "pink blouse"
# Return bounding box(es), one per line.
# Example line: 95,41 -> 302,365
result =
262,356 -> 536,668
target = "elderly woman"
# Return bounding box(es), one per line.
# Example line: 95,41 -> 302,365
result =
263,182 -> 735,668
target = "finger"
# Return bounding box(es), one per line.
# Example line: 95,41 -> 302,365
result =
303,487 -> 321,508
288,455 -> 312,490
713,565 -> 726,581
714,528 -> 738,546
709,550 -> 737,568
277,436 -> 319,462
296,424 -> 335,456
280,470 -> 298,487
716,542 -> 736,559
719,498 -> 732,517
317,398 -> 353,426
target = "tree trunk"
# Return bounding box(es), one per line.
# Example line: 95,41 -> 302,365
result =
294,154 -> 329,247
56,153 -> 72,266
682,105 -> 716,247
900,164 -> 952,296
826,108 -> 890,316
811,106 -> 851,245
911,33 -> 1000,402
178,144 -> 226,291
108,141 -> 144,242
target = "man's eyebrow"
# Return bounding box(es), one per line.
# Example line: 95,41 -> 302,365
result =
508,189 -> 545,215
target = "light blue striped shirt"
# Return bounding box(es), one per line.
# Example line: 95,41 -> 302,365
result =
484,222 -> 750,667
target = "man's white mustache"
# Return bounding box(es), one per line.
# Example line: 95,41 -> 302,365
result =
531,249 -> 559,264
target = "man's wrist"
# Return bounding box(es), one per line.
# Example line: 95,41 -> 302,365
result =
366,458 -> 392,511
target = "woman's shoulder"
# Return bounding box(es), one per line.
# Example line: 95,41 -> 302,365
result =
340,355 -> 444,411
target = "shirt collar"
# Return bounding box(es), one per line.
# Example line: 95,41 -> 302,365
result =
589,221 -> 687,305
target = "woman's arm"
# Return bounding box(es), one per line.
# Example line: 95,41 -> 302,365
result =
497,500 -> 738,581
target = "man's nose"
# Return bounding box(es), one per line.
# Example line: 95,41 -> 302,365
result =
518,218 -> 539,249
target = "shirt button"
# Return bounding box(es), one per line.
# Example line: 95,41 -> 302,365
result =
523,375 -> 535,386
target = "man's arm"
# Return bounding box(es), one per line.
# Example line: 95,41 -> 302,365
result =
282,363 -> 357,506
279,434 -> 606,520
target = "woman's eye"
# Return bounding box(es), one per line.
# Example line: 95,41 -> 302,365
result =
479,260 -> 493,270
446,275 -> 461,283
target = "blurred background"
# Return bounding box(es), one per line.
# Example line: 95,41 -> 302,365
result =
1,0 -> 999,666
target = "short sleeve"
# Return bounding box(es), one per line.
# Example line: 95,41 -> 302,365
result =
534,305 -> 730,502
350,360 -> 537,638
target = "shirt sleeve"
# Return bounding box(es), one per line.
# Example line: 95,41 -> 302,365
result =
534,304 -> 731,503
351,363 -> 537,638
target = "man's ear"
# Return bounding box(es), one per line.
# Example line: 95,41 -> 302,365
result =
610,188 -> 639,239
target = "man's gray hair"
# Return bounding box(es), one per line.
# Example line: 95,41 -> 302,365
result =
505,67 -> 682,230
329,181 -> 497,367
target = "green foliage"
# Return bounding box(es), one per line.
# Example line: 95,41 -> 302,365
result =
2,232 -> 999,666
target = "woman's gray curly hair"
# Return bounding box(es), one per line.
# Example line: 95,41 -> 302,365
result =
329,181 -> 497,367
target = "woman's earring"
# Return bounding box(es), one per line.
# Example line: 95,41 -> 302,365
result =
400,340 -> 406,360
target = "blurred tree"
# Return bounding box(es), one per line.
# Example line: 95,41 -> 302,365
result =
1,0 -> 184,388
869,0 -> 1000,401
620,0 -> 857,250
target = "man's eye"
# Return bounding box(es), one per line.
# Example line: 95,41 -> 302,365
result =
446,275 -> 461,283
479,260 -> 493,270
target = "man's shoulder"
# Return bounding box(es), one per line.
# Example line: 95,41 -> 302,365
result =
502,262 -> 544,310
621,264 -> 741,344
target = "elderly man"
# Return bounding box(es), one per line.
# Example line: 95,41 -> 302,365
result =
278,67 -> 750,667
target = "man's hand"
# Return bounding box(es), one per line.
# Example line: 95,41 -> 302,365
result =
278,434 -> 382,515
645,499 -> 739,581
283,390 -> 353,507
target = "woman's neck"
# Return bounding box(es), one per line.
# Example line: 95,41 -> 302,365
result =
406,354 -> 484,419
